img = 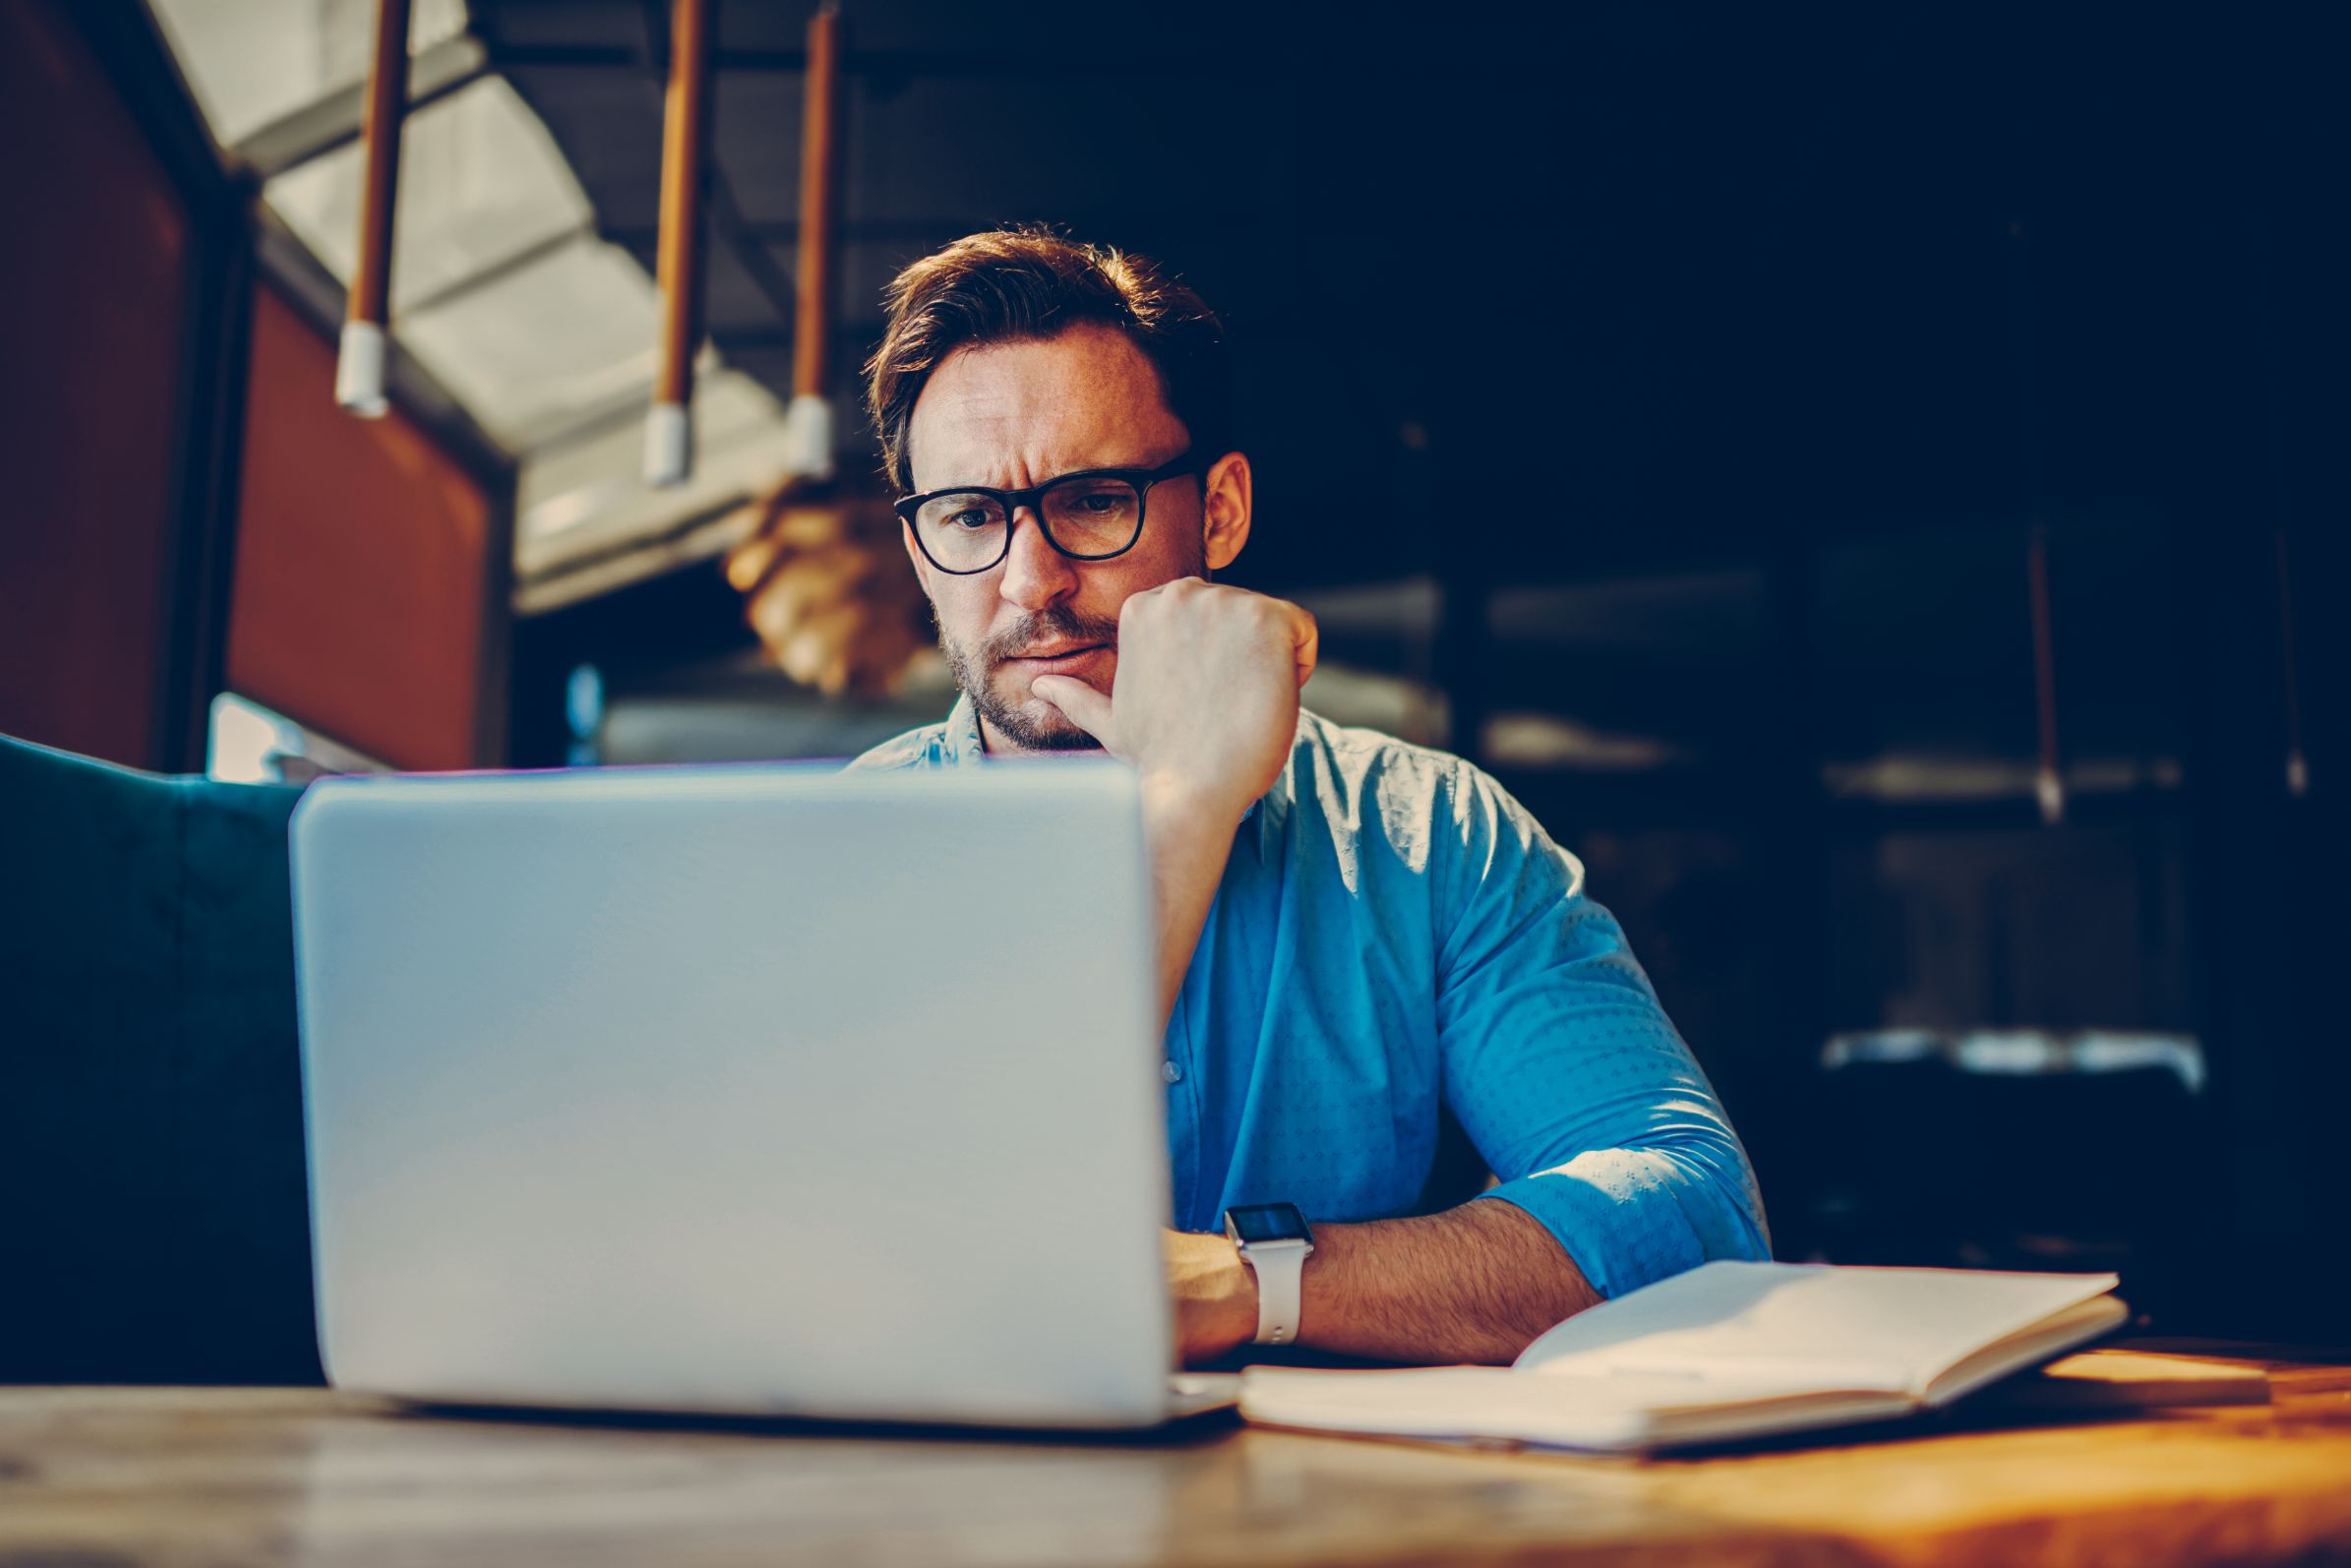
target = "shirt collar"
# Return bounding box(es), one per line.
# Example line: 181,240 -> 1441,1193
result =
938,691 -> 988,766
937,691 -> 1288,864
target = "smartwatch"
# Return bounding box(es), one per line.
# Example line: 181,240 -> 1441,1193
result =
1223,1202 -> 1316,1346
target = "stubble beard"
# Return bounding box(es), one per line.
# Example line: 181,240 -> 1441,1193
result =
940,603 -> 1123,753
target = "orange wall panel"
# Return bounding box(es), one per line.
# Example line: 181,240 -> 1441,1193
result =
226,287 -> 495,771
0,1 -> 190,767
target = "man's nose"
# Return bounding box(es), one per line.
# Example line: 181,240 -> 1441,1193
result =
996,505 -> 1078,611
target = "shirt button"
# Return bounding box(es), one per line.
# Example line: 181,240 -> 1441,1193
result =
1162,1059 -> 1184,1085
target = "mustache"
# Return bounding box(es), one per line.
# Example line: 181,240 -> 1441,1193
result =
980,607 -> 1120,667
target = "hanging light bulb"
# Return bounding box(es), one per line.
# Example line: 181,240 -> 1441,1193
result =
644,0 -> 711,486
335,0 -> 413,418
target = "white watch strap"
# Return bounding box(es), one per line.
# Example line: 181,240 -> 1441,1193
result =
1241,1238 -> 1310,1346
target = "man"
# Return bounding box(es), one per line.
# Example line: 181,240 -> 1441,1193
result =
850,227 -> 1768,1366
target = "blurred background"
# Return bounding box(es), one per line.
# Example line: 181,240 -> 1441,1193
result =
3,2 -> 2345,1339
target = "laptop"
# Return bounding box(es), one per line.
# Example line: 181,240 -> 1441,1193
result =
288,758 -> 1236,1427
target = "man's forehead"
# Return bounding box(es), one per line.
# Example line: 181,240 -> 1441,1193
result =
906,323 -> 1185,490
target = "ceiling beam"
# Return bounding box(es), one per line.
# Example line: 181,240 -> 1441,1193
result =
490,43 -> 1231,79
233,33 -> 488,182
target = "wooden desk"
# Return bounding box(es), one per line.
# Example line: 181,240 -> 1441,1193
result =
4,1343 -> 2348,1567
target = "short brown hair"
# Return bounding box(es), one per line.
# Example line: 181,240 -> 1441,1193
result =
865,226 -> 1236,492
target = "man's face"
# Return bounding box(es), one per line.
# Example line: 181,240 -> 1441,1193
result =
901,322 -> 1219,754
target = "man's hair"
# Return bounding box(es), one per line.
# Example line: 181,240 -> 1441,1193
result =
865,226 -> 1236,492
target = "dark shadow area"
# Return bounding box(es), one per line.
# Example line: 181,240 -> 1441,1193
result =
395,1396 -> 1241,1449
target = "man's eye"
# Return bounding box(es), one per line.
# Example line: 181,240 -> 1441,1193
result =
948,509 -> 995,530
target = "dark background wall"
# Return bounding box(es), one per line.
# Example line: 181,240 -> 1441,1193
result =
493,1 -> 2351,1334
2,0 -> 2344,1339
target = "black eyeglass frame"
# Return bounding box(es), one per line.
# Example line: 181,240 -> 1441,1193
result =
893,450 -> 1200,575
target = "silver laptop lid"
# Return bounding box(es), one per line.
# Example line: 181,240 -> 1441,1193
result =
290,759 -> 1174,1425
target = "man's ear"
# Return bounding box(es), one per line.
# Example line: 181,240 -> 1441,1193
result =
1200,451 -> 1252,573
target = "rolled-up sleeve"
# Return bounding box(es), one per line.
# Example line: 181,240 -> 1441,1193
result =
1432,764 -> 1770,1299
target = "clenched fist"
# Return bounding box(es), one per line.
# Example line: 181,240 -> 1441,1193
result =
1028,577 -> 1317,817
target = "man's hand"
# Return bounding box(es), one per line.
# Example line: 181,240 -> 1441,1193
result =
1163,1228 -> 1257,1364
1030,580 -> 1318,1028
1027,577 -> 1317,817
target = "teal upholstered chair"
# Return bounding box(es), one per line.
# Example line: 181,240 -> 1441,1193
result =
0,732 -> 323,1384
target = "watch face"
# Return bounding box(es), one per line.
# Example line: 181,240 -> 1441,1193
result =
1226,1202 -> 1312,1246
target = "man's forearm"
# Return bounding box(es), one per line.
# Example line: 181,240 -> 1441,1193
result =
1182,1198 -> 1603,1365
1140,776 -> 1246,1030
1296,1200 -> 1603,1363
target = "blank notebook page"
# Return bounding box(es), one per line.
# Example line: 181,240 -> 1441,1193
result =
1514,1261 -> 2123,1395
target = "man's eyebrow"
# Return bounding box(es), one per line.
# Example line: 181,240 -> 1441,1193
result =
925,455 -> 1165,491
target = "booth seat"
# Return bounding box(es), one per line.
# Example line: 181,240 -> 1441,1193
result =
0,732 -> 322,1383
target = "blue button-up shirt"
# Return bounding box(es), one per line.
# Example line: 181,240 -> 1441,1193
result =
849,694 -> 1770,1298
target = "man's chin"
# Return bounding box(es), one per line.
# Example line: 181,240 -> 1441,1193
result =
981,684 -> 1105,753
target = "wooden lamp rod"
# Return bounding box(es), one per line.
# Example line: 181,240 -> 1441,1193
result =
782,0 -> 843,480
645,0 -> 713,486
335,0 -> 413,417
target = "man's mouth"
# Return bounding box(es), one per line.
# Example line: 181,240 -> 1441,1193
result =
1004,643 -> 1109,669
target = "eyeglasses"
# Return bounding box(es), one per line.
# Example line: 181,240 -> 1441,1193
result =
893,450 -> 1199,575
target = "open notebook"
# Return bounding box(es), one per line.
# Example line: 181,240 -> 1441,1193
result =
1239,1261 -> 2128,1452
